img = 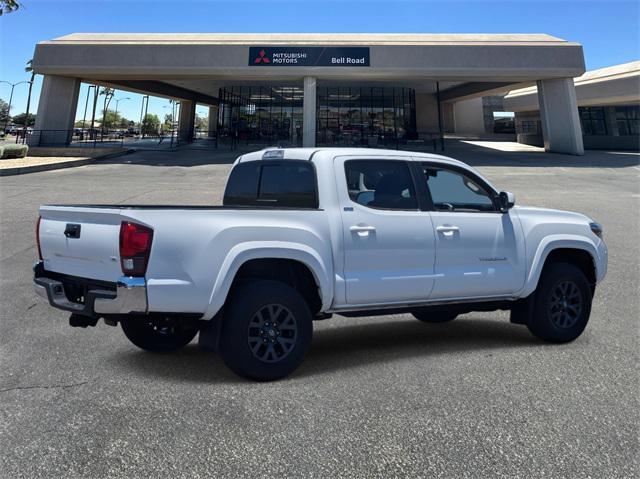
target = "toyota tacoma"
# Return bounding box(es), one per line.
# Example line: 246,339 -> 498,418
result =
34,148 -> 608,380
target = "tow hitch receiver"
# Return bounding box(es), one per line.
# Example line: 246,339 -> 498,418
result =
69,314 -> 99,328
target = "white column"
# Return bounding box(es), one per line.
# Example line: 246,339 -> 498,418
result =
537,78 -> 584,155
303,76 -> 316,147
30,75 -> 80,146
178,100 -> 196,142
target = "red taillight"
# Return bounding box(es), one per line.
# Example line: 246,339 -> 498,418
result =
119,221 -> 153,276
36,216 -> 43,261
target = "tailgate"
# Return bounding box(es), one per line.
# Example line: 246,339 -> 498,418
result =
39,206 -> 125,281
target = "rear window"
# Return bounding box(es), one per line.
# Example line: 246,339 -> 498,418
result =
223,160 -> 319,208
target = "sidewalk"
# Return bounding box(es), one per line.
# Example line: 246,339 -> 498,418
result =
0,148 -> 132,176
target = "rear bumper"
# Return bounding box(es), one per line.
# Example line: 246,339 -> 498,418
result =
33,261 -> 147,318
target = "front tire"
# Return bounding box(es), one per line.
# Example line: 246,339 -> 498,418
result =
121,316 -> 199,352
219,280 -> 313,381
527,262 -> 592,343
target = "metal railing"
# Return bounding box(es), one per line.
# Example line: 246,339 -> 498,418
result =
199,129 -> 444,151
11,129 -> 182,149
5,128 -> 445,152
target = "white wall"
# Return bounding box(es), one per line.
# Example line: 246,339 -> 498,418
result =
452,97 -> 485,134
415,93 -> 439,133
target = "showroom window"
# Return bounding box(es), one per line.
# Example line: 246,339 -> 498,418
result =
519,120 -> 539,134
317,87 -> 417,147
615,105 -> 639,136
579,107 -> 607,135
218,86 -> 304,146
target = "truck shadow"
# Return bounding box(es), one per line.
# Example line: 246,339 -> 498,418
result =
108,317 -> 538,383
299,317 -> 536,377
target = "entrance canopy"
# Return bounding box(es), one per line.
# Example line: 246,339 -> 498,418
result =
30,33 -> 587,154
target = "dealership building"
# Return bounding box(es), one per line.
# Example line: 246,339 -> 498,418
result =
505,61 -> 639,151
31,33 -> 589,154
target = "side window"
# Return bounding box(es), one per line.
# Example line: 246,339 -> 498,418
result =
421,166 -> 495,212
344,160 -> 418,210
223,161 -> 318,208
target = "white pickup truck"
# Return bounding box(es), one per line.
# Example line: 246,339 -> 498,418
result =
34,147 -> 607,380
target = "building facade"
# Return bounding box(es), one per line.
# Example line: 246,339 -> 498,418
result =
31,33 -> 587,154
504,61 -> 640,151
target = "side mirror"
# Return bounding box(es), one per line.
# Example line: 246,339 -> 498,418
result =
498,191 -> 516,212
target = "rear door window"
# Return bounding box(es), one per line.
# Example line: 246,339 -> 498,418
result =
224,161 -> 318,208
344,160 -> 418,210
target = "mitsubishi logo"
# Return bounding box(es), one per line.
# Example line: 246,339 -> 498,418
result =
254,49 -> 271,64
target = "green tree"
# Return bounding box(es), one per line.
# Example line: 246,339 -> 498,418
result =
141,113 -> 160,135
0,0 -> 21,15
163,113 -> 173,131
195,114 -> 208,131
101,109 -> 128,129
11,112 -> 35,127
119,117 -> 131,129
0,99 -> 9,125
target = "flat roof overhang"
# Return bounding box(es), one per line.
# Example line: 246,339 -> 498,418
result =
504,60 -> 640,111
32,33 -> 586,104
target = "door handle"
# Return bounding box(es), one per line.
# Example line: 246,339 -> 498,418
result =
436,225 -> 459,236
350,225 -> 376,234
64,223 -> 81,239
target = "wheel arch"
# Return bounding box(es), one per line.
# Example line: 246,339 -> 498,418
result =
203,242 -> 332,320
522,236 -> 598,297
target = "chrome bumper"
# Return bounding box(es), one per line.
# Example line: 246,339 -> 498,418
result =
94,277 -> 147,314
33,262 -> 147,317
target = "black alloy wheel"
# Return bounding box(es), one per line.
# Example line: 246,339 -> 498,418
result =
219,280 -> 313,381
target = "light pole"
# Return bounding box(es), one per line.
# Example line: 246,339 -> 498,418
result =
113,97 -> 130,130
139,95 -> 149,138
0,80 -> 32,133
89,86 -> 99,141
81,85 -> 95,132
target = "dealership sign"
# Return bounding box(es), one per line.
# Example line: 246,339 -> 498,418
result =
249,47 -> 370,67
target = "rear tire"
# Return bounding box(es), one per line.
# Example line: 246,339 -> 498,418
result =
219,280 -> 312,381
121,317 -> 199,352
527,262 -> 592,343
412,310 -> 458,323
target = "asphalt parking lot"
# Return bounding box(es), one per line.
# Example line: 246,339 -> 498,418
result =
1,143 -> 638,478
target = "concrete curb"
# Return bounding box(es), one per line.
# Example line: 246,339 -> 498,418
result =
0,149 -> 135,176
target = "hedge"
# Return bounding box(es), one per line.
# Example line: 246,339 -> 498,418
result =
0,144 -> 29,159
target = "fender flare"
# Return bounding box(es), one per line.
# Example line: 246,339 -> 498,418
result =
520,235 -> 599,297
202,241 -> 333,320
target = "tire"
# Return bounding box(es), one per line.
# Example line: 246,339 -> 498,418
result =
412,310 -> 458,323
219,280 -> 313,381
527,262 -> 592,343
121,316 -> 199,352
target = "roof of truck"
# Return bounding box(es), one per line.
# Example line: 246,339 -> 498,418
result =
236,147 -> 469,168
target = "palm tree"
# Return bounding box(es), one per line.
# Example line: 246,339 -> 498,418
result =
99,87 -> 115,133
0,0 -> 21,15
22,59 -> 35,141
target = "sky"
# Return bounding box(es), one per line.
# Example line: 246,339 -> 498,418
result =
0,0 -> 638,124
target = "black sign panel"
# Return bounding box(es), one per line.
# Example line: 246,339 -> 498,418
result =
249,47 -> 370,67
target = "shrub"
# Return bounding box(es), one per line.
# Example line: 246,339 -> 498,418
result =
1,144 -> 29,159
